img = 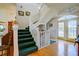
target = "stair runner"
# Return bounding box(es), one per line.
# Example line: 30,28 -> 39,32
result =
18,27 -> 38,56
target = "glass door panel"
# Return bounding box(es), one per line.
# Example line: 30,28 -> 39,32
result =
68,20 -> 77,38
58,22 -> 64,37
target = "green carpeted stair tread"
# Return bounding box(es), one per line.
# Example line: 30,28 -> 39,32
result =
18,29 -> 29,32
18,27 -> 38,56
19,41 -> 36,49
18,34 -> 32,39
18,32 -> 30,35
19,46 -> 38,56
18,38 -> 34,43
18,34 -> 32,37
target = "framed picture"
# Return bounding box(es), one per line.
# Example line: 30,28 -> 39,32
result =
25,11 -> 30,16
18,11 -> 24,16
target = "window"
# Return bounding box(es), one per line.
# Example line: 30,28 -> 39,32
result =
58,15 -> 77,39
0,24 -> 5,36
68,20 -> 77,38
58,22 -> 64,37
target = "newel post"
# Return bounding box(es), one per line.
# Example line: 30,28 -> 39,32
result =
13,24 -> 19,56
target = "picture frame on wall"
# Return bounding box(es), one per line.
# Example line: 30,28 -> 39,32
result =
25,11 -> 30,16
18,11 -> 24,16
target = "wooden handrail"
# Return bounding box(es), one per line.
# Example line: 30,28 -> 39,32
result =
2,30 -> 13,56
2,33 -> 9,45
2,30 -> 13,45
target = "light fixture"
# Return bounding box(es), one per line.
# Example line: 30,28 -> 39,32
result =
20,5 -> 23,8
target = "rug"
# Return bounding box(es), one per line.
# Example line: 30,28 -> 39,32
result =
50,40 -> 56,44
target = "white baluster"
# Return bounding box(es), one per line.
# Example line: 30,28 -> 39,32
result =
13,24 -> 19,56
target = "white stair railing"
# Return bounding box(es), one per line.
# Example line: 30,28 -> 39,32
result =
30,23 -> 50,49
13,24 -> 19,56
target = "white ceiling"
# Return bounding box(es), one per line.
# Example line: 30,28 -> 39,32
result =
17,3 -> 79,16
0,3 -> 79,22
46,3 -> 79,15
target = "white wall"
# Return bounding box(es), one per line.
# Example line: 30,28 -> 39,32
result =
16,4 -> 29,29
16,3 -> 42,29
31,4 -> 50,24
16,16 -> 29,29
50,19 -> 58,38
36,8 -> 59,39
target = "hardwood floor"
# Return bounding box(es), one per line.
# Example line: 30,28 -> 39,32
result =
0,39 -> 77,56
28,40 -> 78,56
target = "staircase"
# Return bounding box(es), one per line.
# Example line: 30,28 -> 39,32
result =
18,27 -> 38,56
